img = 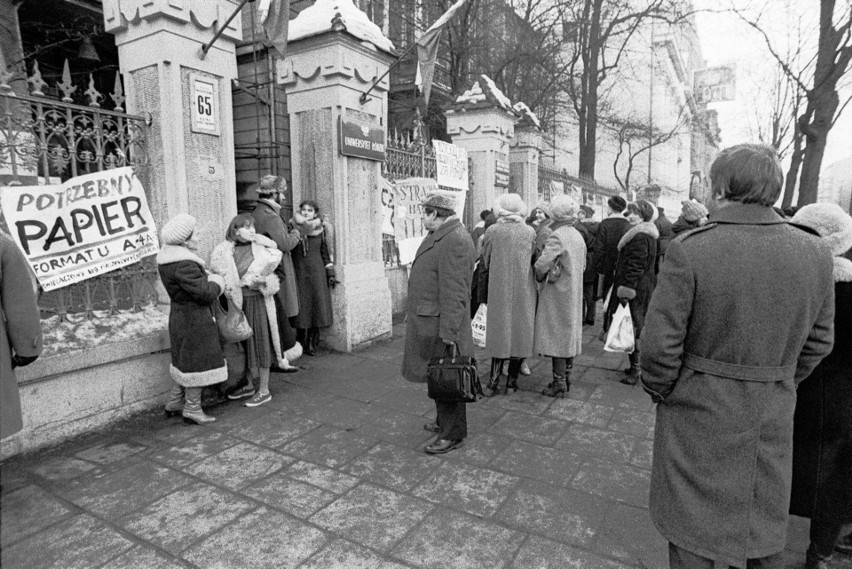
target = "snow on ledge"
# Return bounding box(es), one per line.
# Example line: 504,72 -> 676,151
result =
513,101 -> 541,129
289,0 -> 395,54
454,74 -> 514,112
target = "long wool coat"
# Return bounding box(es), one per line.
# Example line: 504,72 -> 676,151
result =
252,199 -> 301,318
0,234 -> 43,439
533,221 -> 586,358
604,222 -> 658,336
481,219 -> 537,359
402,218 -> 475,383
157,245 -> 228,387
593,214 -> 631,297
790,257 -> 852,525
640,203 -> 835,566
290,226 -> 333,329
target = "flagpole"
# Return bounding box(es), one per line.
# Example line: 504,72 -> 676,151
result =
359,41 -> 418,105
199,0 -> 255,60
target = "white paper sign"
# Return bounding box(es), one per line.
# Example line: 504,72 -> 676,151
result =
0,167 -> 159,291
191,74 -> 219,135
433,140 -> 469,191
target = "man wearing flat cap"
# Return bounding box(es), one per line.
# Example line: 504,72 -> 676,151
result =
401,193 -> 476,455
575,205 -> 599,326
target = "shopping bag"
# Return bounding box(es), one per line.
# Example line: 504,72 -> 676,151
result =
427,345 -> 482,403
603,302 -> 635,353
471,303 -> 487,348
213,295 -> 253,343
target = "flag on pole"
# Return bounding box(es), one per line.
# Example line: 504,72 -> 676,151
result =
416,0 -> 467,106
258,0 -> 291,59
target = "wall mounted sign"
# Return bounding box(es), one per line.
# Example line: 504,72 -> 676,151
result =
495,158 -> 510,188
339,118 -> 386,161
693,65 -> 736,104
190,73 -> 219,135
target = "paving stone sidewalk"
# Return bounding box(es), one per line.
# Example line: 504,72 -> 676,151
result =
2,321 -> 850,569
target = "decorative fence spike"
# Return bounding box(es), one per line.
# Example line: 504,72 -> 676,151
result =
57,59 -> 76,102
85,74 -> 103,107
110,71 -> 125,112
27,61 -> 48,96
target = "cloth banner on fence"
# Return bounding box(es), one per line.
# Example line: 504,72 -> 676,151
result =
393,177 -> 436,241
0,167 -> 159,291
380,176 -> 395,236
433,140 -> 468,191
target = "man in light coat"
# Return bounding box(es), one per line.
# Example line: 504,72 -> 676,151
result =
401,193 -> 475,455
641,143 -> 835,569
1,232 -> 43,439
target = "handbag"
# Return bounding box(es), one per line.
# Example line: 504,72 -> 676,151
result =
426,344 -> 482,403
603,302 -> 635,353
546,257 -> 563,283
471,303 -> 487,348
213,295 -> 253,343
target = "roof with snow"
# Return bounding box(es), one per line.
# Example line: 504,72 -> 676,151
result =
288,0 -> 395,54
453,74 -> 514,113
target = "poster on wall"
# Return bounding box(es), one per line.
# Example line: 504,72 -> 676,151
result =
190,73 -> 219,135
433,140 -> 468,191
0,167 -> 160,291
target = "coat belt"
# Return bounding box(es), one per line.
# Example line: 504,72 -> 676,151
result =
683,353 -> 796,382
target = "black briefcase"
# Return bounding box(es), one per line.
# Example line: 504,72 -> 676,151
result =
426,345 -> 482,403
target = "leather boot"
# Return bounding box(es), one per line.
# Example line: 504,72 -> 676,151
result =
621,350 -> 641,386
164,383 -> 184,417
485,358 -> 504,397
304,328 -> 317,356
542,358 -> 571,398
182,387 -> 216,424
506,358 -> 521,393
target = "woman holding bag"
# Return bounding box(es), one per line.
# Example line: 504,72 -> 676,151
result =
211,214 -> 292,408
603,200 -> 658,385
157,214 -> 228,425
533,195 -> 587,398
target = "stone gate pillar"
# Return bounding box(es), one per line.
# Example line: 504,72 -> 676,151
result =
509,118 -> 543,207
446,78 -> 517,217
279,8 -> 395,352
103,0 -> 241,258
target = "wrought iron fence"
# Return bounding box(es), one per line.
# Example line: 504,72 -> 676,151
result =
538,163 -> 619,203
0,60 -> 156,323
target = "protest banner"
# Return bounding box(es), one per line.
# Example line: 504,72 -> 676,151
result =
0,167 -> 160,291
380,176 -> 395,236
392,177 -> 435,241
433,140 -> 468,191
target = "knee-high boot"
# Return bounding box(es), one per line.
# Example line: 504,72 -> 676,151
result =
164,383 -> 184,417
182,387 -> 216,424
621,350 -> 641,386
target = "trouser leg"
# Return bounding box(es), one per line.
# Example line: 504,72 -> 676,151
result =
506,357 -> 522,391
435,399 -> 467,441
807,519 -> 844,565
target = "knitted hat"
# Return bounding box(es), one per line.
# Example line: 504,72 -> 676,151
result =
494,193 -> 528,218
550,194 -> 579,221
533,202 -> 552,218
421,192 -> 456,213
792,203 -> 852,256
607,195 -> 627,212
161,214 -> 197,245
681,200 -> 709,222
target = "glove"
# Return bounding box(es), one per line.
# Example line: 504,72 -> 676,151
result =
12,354 -> 39,368
616,286 -> 636,301
326,266 -> 337,289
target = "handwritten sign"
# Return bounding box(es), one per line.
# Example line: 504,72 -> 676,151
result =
434,140 -> 468,191
392,177 -> 435,241
0,167 -> 159,291
380,176 -> 395,236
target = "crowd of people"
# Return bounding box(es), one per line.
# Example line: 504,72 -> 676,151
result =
401,143 -> 850,569
157,175 -> 336,424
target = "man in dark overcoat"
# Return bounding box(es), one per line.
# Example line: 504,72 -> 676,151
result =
575,205 -> 598,325
251,175 -> 301,363
593,195 -> 630,334
640,144 -> 836,569
401,193 -> 475,455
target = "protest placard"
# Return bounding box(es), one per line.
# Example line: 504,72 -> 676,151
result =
0,167 -> 160,291
433,140 -> 468,191
392,177 -> 435,241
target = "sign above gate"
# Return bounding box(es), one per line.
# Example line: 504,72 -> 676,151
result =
339,118 -> 386,161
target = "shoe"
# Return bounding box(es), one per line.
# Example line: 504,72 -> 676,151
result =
507,377 -> 519,393
583,319 -> 595,326
164,405 -> 183,418
520,362 -> 531,376
598,329 -> 608,342
541,380 -> 568,398
485,376 -> 503,397
836,533 -> 852,555
245,391 -> 272,407
423,421 -> 440,433
425,439 -> 463,455
227,385 -> 256,400
270,364 -> 299,374
182,410 -> 216,425
620,368 -> 640,386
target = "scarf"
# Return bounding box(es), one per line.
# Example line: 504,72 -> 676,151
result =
497,214 -> 526,224
617,221 -> 660,251
156,243 -> 206,266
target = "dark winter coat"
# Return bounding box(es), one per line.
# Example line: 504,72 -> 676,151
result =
574,220 -> 597,283
654,213 -> 674,271
604,222 -> 658,336
402,218 -> 475,383
1,233 -> 43,439
790,258 -> 852,525
252,199 -> 301,318
640,203 -> 835,567
670,214 -> 701,236
157,245 -> 228,387
594,214 -> 631,297
291,229 -> 333,329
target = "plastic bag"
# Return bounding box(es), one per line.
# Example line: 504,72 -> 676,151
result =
603,302 -> 635,353
471,303 -> 487,348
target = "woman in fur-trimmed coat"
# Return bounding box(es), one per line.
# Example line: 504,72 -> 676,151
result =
789,203 -> 852,569
604,200 -> 658,385
157,214 -> 227,425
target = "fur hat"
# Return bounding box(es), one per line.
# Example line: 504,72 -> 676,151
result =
421,192 -> 456,213
256,174 -> 283,196
608,195 -> 627,212
681,200 -> 709,222
494,193 -> 528,218
161,214 -> 196,245
550,194 -> 579,221
792,203 -> 852,256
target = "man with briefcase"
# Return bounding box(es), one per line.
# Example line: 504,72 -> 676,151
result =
400,193 -> 476,455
